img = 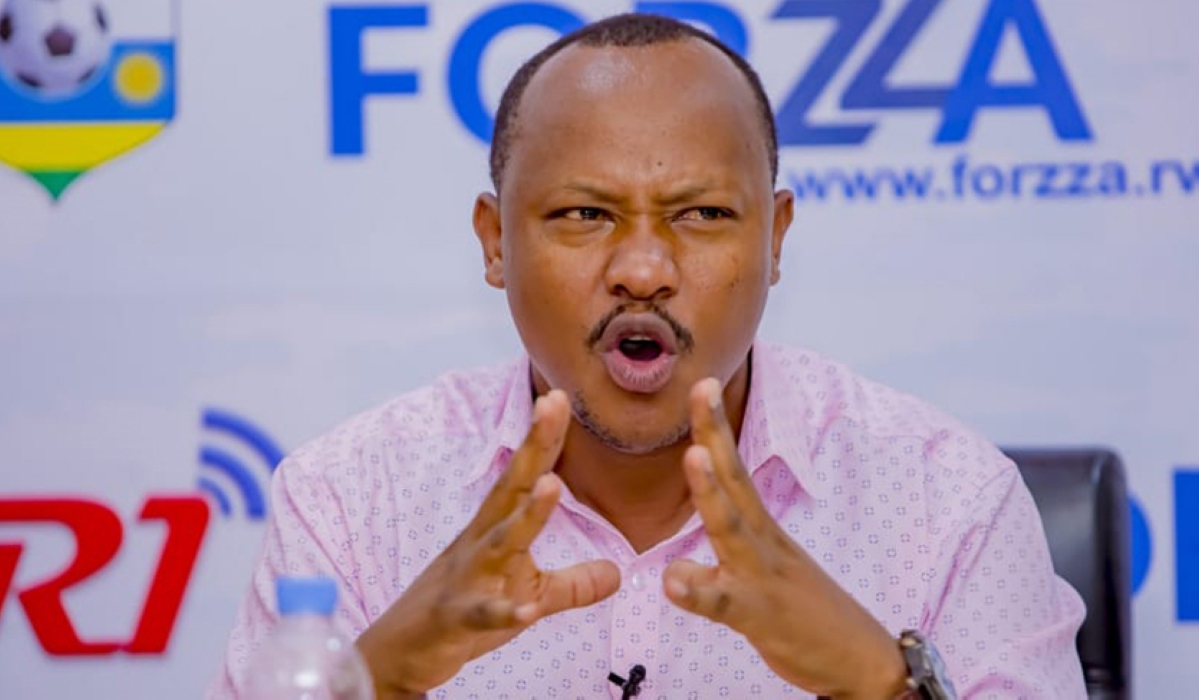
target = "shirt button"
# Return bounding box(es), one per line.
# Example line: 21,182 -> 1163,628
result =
630,572 -> 646,591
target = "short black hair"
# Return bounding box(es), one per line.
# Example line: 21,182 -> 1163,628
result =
489,13 -> 778,190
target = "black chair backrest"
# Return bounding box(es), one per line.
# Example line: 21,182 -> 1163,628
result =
1002,448 -> 1132,700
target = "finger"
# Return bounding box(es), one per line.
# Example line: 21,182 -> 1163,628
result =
688,378 -> 769,523
476,473 -> 562,568
662,559 -> 739,625
515,560 -> 621,624
469,390 -> 570,534
683,444 -> 756,564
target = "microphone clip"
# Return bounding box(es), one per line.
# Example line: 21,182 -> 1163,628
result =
607,664 -> 647,699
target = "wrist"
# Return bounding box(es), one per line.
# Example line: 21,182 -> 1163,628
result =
372,691 -> 426,700
356,628 -> 428,700
832,629 -> 959,700
834,637 -> 909,700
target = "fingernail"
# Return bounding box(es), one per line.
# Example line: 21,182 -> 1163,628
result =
707,380 -> 722,412
666,578 -> 688,599
514,603 -> 537,624
534,472 -> 562,497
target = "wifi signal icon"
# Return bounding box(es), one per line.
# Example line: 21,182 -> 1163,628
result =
196,408 -> 285,521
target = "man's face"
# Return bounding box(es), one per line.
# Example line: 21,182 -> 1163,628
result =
475,39 -> 793,454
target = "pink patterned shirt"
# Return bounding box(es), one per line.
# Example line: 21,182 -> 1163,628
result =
209,342 -> 1086,699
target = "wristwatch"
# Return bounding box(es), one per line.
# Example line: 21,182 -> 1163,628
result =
895,629 -> 957,700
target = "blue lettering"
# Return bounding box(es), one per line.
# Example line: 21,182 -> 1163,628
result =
328,6 -> 427,156
1130,496 -> 1151,596
772,0 -> 1089,146
328,0 -> 1092,153
448,3 -> 585,143
635,2 -> 749,57
841,0 -> 944,110
936,0 -> 1091,143
1177,469 -> 1199,621
772,0 -> 879,146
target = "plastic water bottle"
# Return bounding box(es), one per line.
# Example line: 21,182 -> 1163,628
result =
247,575 -> 375,700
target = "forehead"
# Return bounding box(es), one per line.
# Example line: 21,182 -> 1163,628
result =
503,39 -> 770,190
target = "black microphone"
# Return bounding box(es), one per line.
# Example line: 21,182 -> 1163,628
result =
607,663 -> 647,699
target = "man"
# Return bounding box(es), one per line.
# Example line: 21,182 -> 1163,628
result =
210,13 -> 1086,699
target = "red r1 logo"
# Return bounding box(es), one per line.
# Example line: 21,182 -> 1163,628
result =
0,495 -> 210,656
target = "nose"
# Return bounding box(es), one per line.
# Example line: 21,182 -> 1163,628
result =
603,218 -> 680,302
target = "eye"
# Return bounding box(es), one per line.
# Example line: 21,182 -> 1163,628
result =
560,207 -> 608,221
677,207 -> 732,221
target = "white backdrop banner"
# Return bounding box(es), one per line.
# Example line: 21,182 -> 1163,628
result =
0,0 -> 1195,697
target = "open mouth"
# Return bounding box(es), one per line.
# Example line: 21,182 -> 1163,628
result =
596,313 -> 681,394
618,335 -> 664,362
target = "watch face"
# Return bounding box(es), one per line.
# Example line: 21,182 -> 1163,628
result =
926,644 -> 951,685
900,631 -> 958,700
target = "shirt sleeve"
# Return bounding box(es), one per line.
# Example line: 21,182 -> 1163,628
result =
204,455 -> 373,700
923,458 -> 1089,699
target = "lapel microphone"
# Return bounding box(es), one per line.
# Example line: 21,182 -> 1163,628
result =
608,664 -> 647,699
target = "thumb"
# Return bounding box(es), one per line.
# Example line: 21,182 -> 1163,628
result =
521,560 -> 621,622
663,559 -> 729,621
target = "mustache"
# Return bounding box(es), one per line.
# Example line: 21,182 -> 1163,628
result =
586,303 -> 696,354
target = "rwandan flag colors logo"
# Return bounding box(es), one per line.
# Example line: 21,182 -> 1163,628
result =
0,0 -> 174,200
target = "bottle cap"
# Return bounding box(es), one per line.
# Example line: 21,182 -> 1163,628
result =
276,575 -> 338,617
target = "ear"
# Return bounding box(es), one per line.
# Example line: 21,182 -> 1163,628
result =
769,189 -> 794,285
473,192 -> 505,289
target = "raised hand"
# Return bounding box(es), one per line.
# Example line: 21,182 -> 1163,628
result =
662,379 -> 907,699
355,390 -> 621,699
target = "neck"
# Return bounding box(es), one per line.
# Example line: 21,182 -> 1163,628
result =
548,361 -> 751,554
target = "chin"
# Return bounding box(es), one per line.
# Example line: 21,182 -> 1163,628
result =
571,390 -> 691,455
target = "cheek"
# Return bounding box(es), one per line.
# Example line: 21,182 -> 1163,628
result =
692,247 -> 770,299
685,249 -> 772,341
505,247 -> 599,353
509,266 -> 563,331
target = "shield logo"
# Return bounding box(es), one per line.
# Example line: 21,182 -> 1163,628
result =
0,0 -> 175,201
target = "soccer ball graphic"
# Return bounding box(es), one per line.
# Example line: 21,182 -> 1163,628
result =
0,0 -> 112,98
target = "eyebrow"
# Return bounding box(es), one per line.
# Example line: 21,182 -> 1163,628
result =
560,183 -> 625,205
559,182 -> 722,207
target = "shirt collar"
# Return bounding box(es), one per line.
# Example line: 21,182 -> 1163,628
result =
463,343 -> 825,498
463,357 -> 534,485
737,341 -> 826,499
